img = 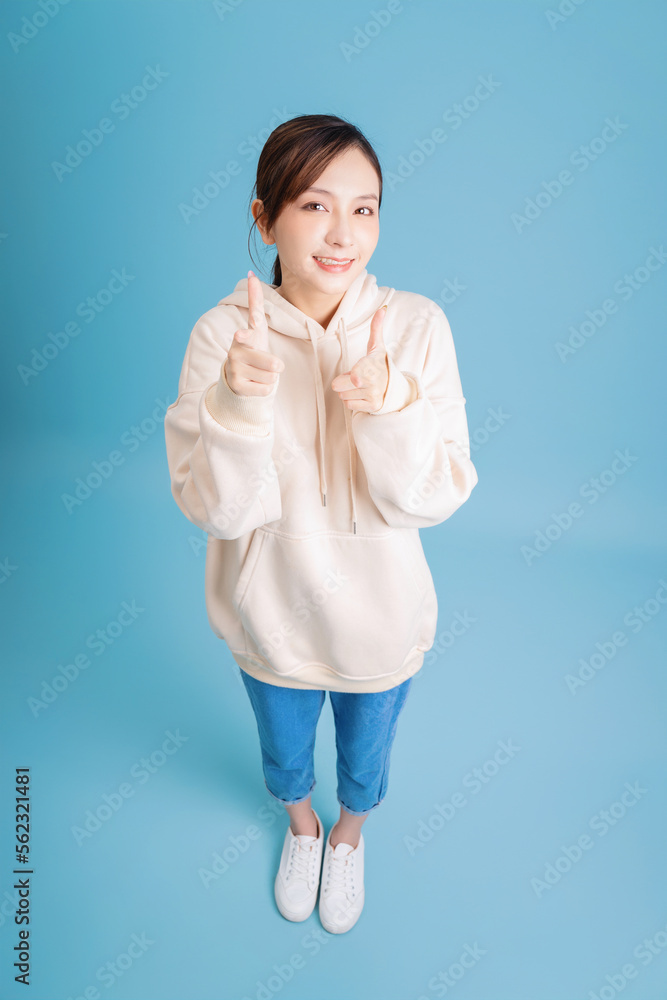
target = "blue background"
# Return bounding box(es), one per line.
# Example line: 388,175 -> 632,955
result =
1,1 -> 666,998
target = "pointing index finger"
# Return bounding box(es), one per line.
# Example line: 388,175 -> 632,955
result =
247,270 -> 268,346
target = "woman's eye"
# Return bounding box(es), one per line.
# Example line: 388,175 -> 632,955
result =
303,202 -> 375,216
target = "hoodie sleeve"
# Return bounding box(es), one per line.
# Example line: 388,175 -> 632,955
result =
351,303 -> 478,529
164,308 -> 281,540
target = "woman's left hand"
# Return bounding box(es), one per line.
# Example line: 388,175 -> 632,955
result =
331,305 -> 389,413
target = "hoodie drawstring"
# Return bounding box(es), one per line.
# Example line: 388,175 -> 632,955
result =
305,318 -> 328,509
339,316 -> 358,535
306,317 -> 357,535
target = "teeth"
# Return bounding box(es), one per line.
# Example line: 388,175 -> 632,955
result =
315,257 -> 351,265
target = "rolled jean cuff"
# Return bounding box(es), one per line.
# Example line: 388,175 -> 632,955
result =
337,795 -> 384,817
264,777 -> 317,807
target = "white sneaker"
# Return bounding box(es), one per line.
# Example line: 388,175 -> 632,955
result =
274,808 -> 324,922
319,826 -> 365,934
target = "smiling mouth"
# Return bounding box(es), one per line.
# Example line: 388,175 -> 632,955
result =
313,256 -> 354,265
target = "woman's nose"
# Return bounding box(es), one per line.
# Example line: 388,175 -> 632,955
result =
326,217 -> 355,247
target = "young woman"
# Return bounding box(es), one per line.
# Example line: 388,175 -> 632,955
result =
164,114 -> 478,934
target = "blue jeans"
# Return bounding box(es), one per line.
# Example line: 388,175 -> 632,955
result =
239,671 -> 413,817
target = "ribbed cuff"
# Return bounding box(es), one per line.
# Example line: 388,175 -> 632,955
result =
204,361 -> 278,436
370,352 -> 420,414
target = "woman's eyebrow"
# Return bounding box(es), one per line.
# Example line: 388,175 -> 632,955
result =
304,186 -> 379,202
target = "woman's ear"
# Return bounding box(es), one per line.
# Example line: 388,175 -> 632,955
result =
251,198 -> 274,246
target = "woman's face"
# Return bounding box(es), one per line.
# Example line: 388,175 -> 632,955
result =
253,146 -> 380,316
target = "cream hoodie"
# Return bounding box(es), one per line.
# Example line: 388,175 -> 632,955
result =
164,268 -> 478,692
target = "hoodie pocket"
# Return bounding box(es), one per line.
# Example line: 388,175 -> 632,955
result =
231,527 -> 431,680
230,528 -> 267,616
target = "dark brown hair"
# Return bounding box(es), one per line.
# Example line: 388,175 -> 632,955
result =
247,114 -> 383,286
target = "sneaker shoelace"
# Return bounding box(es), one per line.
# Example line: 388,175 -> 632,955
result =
324,850 -> 358,899
287,837 -> 319,889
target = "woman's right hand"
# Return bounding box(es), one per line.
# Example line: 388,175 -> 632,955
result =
224,270 -> 285,396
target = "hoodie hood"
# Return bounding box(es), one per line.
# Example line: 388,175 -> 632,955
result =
217,268 -> 396,534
